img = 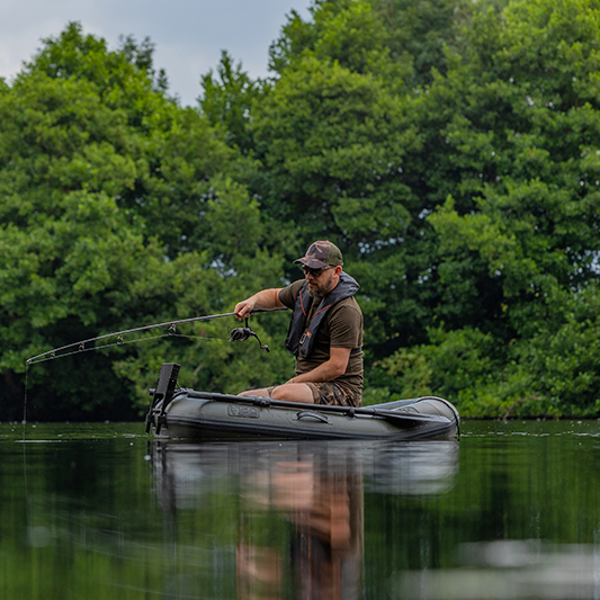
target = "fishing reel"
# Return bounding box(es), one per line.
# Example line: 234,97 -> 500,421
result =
229,318 -> 270,352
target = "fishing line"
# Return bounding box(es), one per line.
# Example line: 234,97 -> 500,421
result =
23,364 -> 29,425
26,331 -> 229,365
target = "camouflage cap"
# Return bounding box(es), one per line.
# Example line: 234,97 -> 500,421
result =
293,240 -> 343,269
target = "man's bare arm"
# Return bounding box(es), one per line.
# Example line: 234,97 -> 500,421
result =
287,347 -> 351,384
234,288 -> 284,320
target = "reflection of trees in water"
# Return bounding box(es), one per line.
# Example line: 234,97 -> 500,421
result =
152,439 -> 459,599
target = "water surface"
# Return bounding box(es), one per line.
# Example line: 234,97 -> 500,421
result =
0,419 -> 599,599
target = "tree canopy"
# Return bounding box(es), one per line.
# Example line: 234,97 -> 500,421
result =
2,1 -> 600,421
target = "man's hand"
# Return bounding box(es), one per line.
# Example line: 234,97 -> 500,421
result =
234,299 -> 255,321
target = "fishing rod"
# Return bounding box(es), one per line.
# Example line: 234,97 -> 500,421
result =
26,309 -> 286,365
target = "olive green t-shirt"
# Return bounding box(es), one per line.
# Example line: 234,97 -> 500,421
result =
278,279 -> 364,394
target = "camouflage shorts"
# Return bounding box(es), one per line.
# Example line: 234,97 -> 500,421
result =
306,382 -> 362,407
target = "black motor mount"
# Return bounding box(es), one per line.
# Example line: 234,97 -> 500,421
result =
145,362 -> 180,434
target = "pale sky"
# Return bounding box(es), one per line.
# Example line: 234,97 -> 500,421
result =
0,0 -> 313,106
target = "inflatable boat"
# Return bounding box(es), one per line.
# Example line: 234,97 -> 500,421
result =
145,363 -> 460,441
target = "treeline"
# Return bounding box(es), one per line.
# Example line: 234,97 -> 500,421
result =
2,0 -> 600,421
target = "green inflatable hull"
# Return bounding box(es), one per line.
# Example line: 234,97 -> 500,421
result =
146,363 -> 460,441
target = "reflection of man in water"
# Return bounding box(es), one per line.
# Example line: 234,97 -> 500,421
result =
236,453 -> 364,600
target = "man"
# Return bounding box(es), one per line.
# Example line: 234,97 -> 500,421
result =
234,240 -> 363,406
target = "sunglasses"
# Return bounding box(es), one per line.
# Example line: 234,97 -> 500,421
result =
302,265 -> 334,278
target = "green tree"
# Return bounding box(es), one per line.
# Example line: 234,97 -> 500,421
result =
0,24 -> 289,420
269,0 -> 479,86
253,1 -> 460,356
200,50 -> 268,154
269,0 -> 411,86
257,0 -> 600,416
388,0 -> 600,415
0,65 -> 168,419
5,0 -> 600,421
371,0 -> 478,85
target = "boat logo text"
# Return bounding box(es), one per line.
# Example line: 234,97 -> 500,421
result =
227,405 -> 260,419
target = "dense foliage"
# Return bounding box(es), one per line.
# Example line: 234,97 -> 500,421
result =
2,0 -> 600,420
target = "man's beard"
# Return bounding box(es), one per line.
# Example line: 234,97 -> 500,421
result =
306,271 -> 335,298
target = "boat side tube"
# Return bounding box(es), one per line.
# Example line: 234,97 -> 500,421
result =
184,389 -> 455,428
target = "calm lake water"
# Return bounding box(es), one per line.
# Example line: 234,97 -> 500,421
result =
1,419 -> 599,599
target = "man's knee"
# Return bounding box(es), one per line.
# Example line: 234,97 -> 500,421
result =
269,386 -> 293,401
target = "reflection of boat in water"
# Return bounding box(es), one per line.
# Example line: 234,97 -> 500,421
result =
146,363 -> 460,441
152,439 -> 460,508
151,438 -> 460,599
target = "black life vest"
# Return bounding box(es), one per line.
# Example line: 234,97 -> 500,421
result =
284,272 -> 359,358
